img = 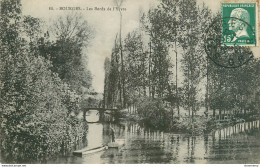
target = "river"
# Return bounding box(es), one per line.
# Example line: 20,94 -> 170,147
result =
47,120 -> 260,164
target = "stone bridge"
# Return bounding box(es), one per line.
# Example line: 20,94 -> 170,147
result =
83,107 -> 119,123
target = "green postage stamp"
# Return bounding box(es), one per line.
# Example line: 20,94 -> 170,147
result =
222,3 -> 257,46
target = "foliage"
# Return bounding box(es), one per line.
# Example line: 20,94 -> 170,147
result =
0,0 -> 90,163
173,116 -> 207,134
51,14 -> 93,46
124,30 -> 148,100
104,0 -> 260,133
103,37 -> 121,108
39,39 -> 92,94
39,14 -> 93,95
136,98 -> 172,131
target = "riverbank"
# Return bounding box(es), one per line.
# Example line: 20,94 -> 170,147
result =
117,106 -> 260,135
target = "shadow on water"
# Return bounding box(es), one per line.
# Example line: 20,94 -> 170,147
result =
47,120 -> 260,164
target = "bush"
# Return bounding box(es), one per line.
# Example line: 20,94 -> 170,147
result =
135,98 -> 206,134
136,98 -> 172,131
0,53 -> 87,163
173,116 -> 207,134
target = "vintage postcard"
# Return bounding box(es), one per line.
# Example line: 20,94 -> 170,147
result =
0,0 -> 260,165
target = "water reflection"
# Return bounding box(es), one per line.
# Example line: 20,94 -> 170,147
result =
48,120 -> 260,164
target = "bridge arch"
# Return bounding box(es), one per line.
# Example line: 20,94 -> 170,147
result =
83,108 -> 118,123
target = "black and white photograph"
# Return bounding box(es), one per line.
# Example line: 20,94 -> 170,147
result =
0,0 -> 260,165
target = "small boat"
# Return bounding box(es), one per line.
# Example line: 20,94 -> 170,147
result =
236,118 -> 245,124
108,139 -> 125,148
73,145 -> 108,156
215,119 -> 231,124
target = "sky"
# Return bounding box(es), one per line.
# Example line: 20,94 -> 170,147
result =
21,0 -> 259,93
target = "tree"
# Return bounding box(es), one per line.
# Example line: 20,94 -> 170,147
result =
177,0 -> 204,120
103,57 -> 111,108
39,14 -> 93,95
142,8 -> 173,98
0,1 -> 88,162
22,15 -> 42,43
114,0 -> 126,107
104,36 -> 121,108
51,13 -> 92,46
154,0 -> 181,115
124,30 -> 147,99
197,3 -> 213,118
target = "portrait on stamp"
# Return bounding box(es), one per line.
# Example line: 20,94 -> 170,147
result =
228,8 -> 251,42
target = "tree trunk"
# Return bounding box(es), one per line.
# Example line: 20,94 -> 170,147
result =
119,11 -> 125,108
188,66 -> 190,117
149,41 -> 152,98
205,57 -> 209,118
175,40 -> 180,116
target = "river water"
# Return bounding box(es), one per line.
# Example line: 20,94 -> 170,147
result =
47,120 -> 260,164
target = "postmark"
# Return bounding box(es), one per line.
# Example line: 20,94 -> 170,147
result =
204,16 -> 254,68
222,3 -> 257,46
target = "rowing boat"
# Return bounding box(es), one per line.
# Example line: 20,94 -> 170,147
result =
73,145 -> 108,156
108,139 -> 125,148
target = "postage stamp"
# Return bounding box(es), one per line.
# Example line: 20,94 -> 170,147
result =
222,3 -> 257,46
205,17 -> 254,68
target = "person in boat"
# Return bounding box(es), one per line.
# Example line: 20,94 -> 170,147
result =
109,124 -> 115,142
